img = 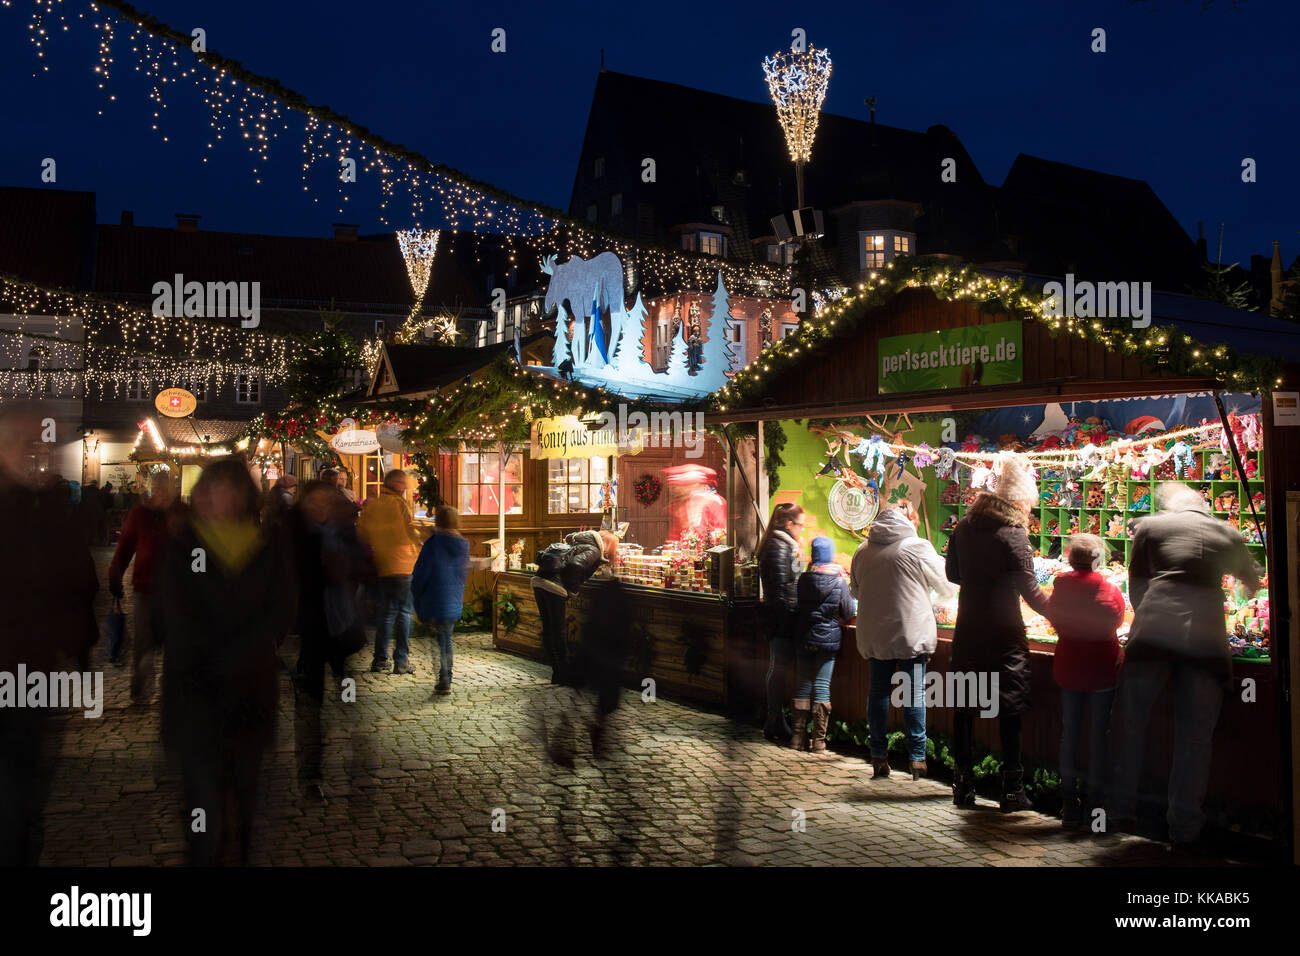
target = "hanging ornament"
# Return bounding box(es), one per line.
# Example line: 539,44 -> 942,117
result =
933,447 -> 957,479
912,443 -> 935,469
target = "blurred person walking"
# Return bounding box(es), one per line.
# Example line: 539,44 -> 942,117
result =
758,503 -> 805,744
289,481 -> 370,802
1111,482 -> 1260,849
357,469 -> 425,674
850,500 -> 955,779
945,455 -> 1049,812
155,457 -> 294,865
791,536 -> 855,753
411,505 -> 471,695
0,404 -> 99,865
109,471 -> 186,702
260,473 -> 297,530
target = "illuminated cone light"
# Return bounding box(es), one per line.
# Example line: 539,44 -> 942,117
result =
397,227 -> 440,328
762,46 -> 832,208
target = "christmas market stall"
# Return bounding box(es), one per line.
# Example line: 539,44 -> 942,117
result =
707,260 -> 1300,829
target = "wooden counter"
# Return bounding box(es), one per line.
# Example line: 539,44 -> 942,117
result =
493,570 -> 759,708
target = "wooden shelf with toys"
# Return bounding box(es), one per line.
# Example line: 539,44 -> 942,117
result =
931,410 -> 1269,663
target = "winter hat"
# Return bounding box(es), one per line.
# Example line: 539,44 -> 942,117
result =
811,536 -> 834,565
993,454 -> 1036,506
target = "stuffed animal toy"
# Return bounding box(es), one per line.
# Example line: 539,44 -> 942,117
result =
940,481 -> 962,504
1242,414 -> 1261,452
1205,453 -> 1230,480
1250,491 -> 1265,513
939,514 -> 959,534
1085,513 -> 1100,535
912,443 -> 935,469
1169,440 -> 1194,478
1243,458 -> 1258,480
855,435 -> 890,476
934,447 -> 958,479
1107,514 -> 1126,538
1129,490 -> 1151,511
1067,513 -> 1080,534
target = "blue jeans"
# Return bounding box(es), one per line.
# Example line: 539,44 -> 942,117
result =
1059,688 -> 1114,804
373,575 -> 413,666
765,637 -> 795,726
868,656 -> 928,760
1111,660 -> 1223,843
432,618 -> 455,685
794,647 -> 836,703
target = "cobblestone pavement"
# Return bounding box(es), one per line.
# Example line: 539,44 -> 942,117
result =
33,550 -> 1246,867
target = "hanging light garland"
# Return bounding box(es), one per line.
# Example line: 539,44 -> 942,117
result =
714,258 -> 1287,412
4,0 -> 790,298
761,46 -> 833,164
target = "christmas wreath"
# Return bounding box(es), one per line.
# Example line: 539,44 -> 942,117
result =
633,473 -> 662,507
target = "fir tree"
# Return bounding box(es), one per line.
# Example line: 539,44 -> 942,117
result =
698,272 -> 738,390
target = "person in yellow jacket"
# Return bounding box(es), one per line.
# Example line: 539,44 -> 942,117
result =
357,469 -> 426,674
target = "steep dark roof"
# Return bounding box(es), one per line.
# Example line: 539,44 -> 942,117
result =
376,333 -> 548,397
0,186 -> 98,289
996,155 -> 1200,291
568,71 -> 1010,272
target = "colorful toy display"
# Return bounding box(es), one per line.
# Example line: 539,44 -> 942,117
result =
1107,514 -> 1126,538
1129,490 -> 1151,512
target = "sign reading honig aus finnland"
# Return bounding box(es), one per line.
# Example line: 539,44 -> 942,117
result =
878,320 -> 1023,394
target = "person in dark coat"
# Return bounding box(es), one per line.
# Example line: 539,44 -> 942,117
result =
411,506 -> 473,695
1111,482 -> 1259,848
577,575 -> 632,757
77,479 -> 105,546
288,480 -> 370,802
530,530 -> 616,687
529,529 -> 618,765
945,455 -> 1048,812
155,457 -> 295,865
0,405 -> 99,865
757,503 -> 805,743
791,536 -> 855,753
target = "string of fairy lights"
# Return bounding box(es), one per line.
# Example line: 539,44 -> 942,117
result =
714,260 -> 1286,412
5,0 -> 791,298
0,273 -> 291,400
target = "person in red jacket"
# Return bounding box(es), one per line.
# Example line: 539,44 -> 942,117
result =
109,472 -> 185,702
1045,534 -> 1125,828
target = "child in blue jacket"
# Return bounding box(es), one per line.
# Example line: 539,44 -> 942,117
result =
411,506 -> 471,694
792,536 -> 856,752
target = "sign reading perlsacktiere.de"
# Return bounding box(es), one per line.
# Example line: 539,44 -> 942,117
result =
877,320 -> 1023,394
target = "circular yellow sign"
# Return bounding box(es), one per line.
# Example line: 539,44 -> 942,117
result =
154,388 -> 197,418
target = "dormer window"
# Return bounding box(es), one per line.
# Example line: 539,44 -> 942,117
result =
860,231 -> 916,272
711,204 -> 726,223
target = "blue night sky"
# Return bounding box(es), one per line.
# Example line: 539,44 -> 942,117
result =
1,0 -> 1295,268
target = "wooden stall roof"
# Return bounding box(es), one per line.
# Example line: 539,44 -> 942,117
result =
708,287 -> 1235,422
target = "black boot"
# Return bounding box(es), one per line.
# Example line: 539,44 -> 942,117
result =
952,766 -> 976,807
1000,769 -> 1033,812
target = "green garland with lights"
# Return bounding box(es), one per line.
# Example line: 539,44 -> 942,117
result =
713,257 -> 1286,412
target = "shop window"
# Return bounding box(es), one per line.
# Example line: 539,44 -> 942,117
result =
361,452 -> 384,503
726,320 -> 746,369
125,358 -> 146,401
458,449 -> 523,515
236,373 -> 261,404
547,456 -> 607,514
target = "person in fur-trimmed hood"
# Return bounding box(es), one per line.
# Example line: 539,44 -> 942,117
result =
945,454 -> 1049,813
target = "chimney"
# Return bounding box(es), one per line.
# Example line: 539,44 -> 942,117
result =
120,210 -> 134,227
175,213 -> 201,232
333,222 -> 359,241
1195,221 -> 1207,262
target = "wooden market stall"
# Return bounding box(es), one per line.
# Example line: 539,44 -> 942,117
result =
705,276 -> 1300,834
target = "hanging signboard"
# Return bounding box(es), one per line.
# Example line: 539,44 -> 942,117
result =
154,387 -> 197,418
826,479 -> 879,531
329,428 -> 381,455
1273,392 -> 1300,426
878,320 -> 1023,394
529,415 -> 644,460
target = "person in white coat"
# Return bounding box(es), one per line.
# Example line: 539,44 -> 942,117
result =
850,501 -> 956,780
